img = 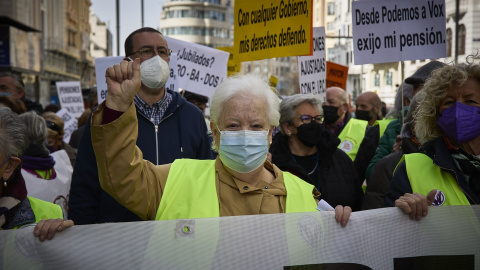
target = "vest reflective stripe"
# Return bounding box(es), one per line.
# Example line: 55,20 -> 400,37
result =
156,159 -> 317,220
405,154 -> 470,206
337,119 -> 368,161
374,119 -> 393,138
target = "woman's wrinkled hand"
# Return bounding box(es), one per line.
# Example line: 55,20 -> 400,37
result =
33,219 -> 74,242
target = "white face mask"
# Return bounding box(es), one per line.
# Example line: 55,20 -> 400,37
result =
130,55 -> 169,89
218,129 -> 269,174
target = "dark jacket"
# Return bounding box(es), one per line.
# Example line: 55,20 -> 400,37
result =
328,111 -> 375,181
361,137 -> 419,210
385,137 -> 480,206
354,125 -> 379,181
366,108 -> 407,181
269,129 -> 363,211
68,90 -> 213,224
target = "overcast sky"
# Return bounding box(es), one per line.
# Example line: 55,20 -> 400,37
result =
91,0 -> 167,56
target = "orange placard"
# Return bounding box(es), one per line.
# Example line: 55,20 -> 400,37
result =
326,61 -> 349,90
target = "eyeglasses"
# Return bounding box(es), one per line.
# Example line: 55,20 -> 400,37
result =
129,46 -> 172,58
45,120 -> 61,134
298,115 -> 323,124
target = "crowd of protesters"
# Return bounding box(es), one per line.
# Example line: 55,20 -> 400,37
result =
0,27 -> 479,244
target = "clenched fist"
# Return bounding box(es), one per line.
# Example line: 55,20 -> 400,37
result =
105,58 -> 141,112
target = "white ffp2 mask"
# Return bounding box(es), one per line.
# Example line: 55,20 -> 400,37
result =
138,55 -> 169,89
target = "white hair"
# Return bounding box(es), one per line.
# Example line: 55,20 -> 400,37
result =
210,73 -> 280,127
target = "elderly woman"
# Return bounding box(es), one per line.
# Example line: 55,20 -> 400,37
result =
42,112 -> 77,166
0,107 -> 72,239
92,59 -> 351,225
20,112 -> 73,217
387,62 -> 480,220
269,94 -> 363,210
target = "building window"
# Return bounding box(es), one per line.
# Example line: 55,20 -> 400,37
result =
458,24 -> 466,55
327,22 -> 334,31
385,72 -> 392,85
374,73 -> 380,87
446,28 -> 452,57
327,2 -> 335,15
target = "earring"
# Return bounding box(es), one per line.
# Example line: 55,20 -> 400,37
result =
3,178 -> 7,188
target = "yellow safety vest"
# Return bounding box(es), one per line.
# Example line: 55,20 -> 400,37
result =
374,119 -> 394,138
156,159 -> 317,220
146,159 -> 318,269
404,154 -> 470,206
337,119 -> 368,161
4,197 -> 63,270
12,196 -> 64,229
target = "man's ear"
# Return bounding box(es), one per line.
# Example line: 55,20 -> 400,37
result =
3,157 -> 21,180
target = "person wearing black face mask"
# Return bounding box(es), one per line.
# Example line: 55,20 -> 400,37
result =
269,94 -> 363,211
355,91 -> 383,126
322,87 -> 380,183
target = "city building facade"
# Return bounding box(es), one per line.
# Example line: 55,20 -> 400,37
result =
0,0 -> 95,107
160,0 -> 234,48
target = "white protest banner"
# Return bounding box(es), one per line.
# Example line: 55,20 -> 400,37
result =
55,108 -> 77,144
95,56 -> 125,104
3,206 -> 480,269
55,81 -> 84,119
297,27 -> 326,99
165,36 -> 229,98
165,52 -> 179,92
352,0 -> 446,64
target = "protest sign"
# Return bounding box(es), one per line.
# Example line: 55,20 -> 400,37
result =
234,0 -> 313,62
217,46 -> 240,76
297,27 -> 326,99
165,52 -> 179,92
55,108 -> 77,144
95,56 -> 125,104
352,0 -> 446,64
165,36 -> 229,98
269,75 -> 278,88
55,81 -> 84,119
326,61 -> 349,90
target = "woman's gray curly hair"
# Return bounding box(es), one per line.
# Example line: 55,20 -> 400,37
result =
414,62 -> 480,144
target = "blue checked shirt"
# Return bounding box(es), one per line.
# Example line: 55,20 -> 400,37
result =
134,92 -> 172,126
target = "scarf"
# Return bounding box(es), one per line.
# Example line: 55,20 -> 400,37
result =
0,168 -> 32,229
22,143 -> 56,179
443,137 -> 480,201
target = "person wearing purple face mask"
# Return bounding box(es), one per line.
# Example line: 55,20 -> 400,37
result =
386,61 -> 480,220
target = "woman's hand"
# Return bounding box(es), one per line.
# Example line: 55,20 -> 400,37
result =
33,219 -> 74,242
394,189 -> 437,220
334,205 -> 352,227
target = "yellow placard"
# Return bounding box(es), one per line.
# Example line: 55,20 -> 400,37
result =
217,46 -> 241,76
234,0 -> 313,62
269,75 -> 278,88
